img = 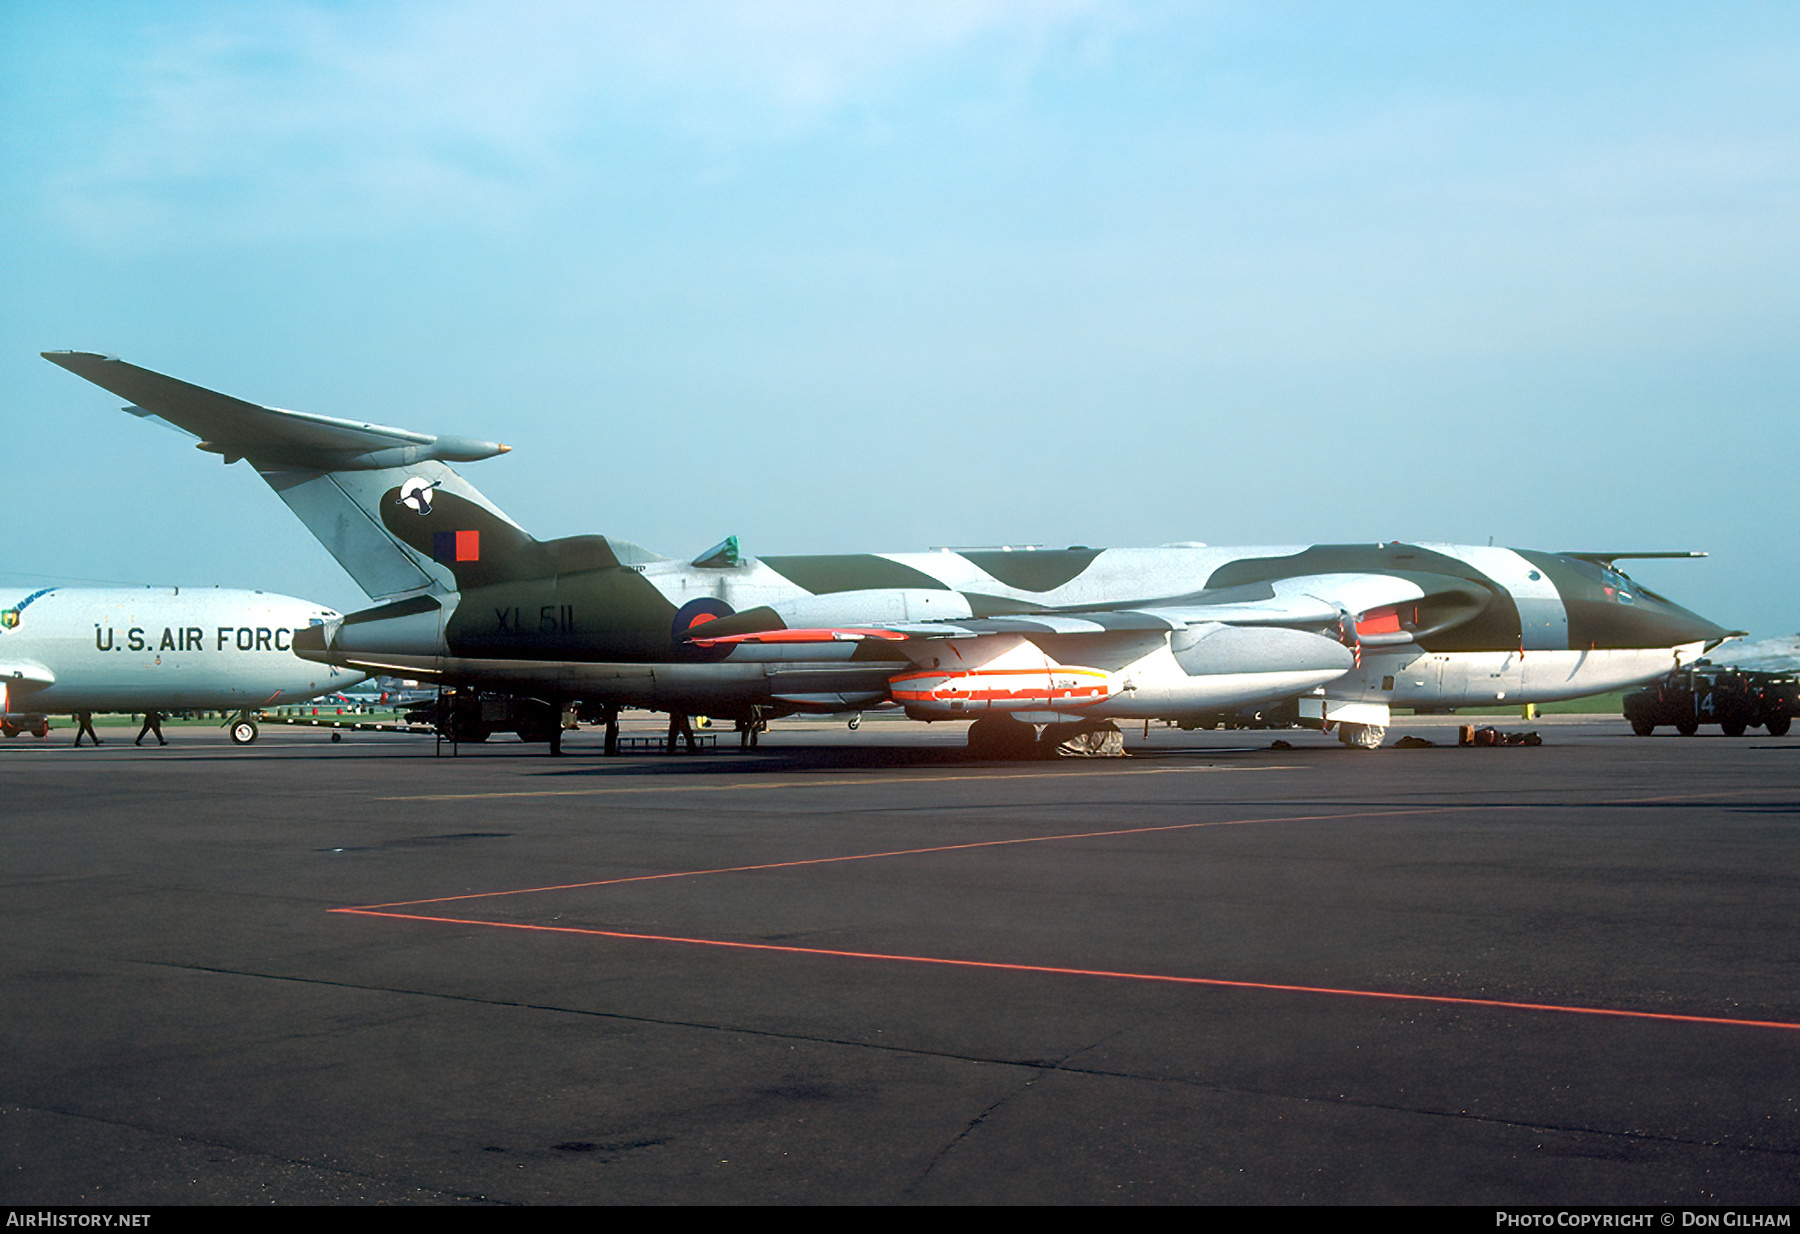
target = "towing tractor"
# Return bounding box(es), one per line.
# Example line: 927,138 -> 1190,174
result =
1623,666 -> 1797,737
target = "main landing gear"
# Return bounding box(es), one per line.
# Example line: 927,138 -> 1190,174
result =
965,715 -> 1041,760
964,716 -> 1126,759
1336,722 -> 1386,750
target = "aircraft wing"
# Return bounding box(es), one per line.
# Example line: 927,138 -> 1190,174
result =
689,572 -> 1466,647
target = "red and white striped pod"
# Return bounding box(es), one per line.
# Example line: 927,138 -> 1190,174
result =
889,663 -> 1116,715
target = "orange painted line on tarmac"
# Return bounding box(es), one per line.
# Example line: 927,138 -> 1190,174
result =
327,908 -> 1800,1034
339,806 -> 1452,910
340,782 -> 1788,912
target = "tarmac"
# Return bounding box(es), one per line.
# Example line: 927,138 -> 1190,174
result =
3,713 -> 1797,1205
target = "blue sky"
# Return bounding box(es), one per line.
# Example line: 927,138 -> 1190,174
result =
4,1 -> 1794,635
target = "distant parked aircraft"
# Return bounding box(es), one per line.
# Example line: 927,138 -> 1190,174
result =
1,584 -> 362,743
1699,634 -> 1800,675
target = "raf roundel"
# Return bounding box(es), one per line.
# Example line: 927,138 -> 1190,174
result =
399,477 -> 437,516
672,597 -> 737,662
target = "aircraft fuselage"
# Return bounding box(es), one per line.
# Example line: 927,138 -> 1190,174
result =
2,586 -> 360,717
295,540 -> 1726,721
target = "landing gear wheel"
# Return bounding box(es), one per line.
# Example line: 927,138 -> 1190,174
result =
1,724 -> 16,739
1338,722 -> 1387,749
229,719 -> 259,745
1721,719 -> 1747,737
1767,716 -> 1792,736
1630,719 -> 1655,736
1676,720 -> 1699,736
966,715 -> 1040,760
1038,720 -> 1126,758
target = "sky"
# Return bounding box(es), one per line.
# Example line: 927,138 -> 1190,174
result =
3,1 -> 1795,635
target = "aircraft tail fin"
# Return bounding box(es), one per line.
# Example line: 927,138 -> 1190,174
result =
264,460 -> 532,598
40,352 -> 644,600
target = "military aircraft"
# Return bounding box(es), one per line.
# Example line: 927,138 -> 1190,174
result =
1697,634 -> 1800,675
42,351 -> 1734,754
332,676 -> 438,709
1,582 -> 363,742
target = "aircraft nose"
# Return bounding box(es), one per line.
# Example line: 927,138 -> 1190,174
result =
1593,588 -> 1737,650
1548,555 -> 1738,650
1637,595 -> 1738,646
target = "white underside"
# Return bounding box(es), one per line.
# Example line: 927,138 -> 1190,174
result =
1335,644 -> 1706,708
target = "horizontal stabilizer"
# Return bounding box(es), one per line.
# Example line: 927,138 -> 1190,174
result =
43,351 -> 532,602
42,352 -> 508,470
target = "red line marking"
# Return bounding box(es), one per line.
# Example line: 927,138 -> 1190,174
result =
342,807 -> 1449,910
327,909 -> 1800,1034
334,787 -> 1800,1033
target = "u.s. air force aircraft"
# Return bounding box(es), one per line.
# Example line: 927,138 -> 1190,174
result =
1,584 -> 361,743
44,351 -> 1734,754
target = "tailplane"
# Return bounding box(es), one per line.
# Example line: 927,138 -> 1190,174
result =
41,352 -> 573,600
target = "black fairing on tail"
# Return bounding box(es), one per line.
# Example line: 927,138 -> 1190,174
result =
378,485 -> 620,586
378,485 -> 694,660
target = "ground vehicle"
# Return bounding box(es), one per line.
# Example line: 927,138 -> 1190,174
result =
404,690 -> 565,745
1623,666 -> 1797,736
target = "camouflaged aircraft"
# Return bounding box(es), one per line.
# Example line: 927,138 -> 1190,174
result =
44,351 -> 1734,754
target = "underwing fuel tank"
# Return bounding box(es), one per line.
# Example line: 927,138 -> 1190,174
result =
891,647 -> 1117,717
1100,624 -> 1357,719
890,624 -> 1355,720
